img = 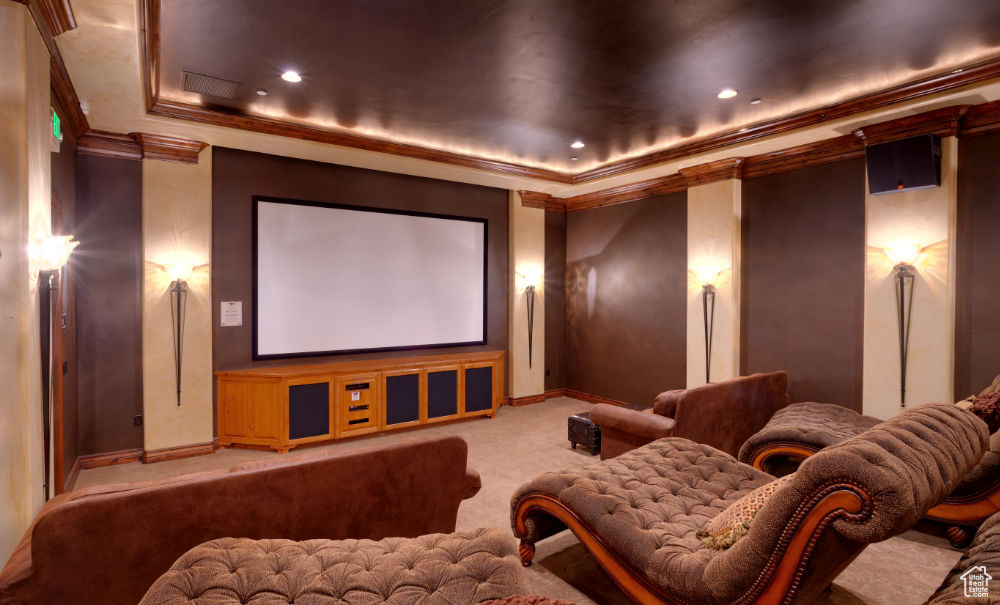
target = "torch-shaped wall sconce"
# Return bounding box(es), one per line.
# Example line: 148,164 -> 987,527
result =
884,243 -> 921,407
33,235 -> 79,502
165,263 -> 195,406
525,284 -> 536,368
695,267 -> 720,384
516,266 -> 542,369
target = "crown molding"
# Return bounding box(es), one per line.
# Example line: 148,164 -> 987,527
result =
77,130 -> 142,160
740,134 -> 865,180
131,132 -> 208,164
679,158 -> 745,187
136,0 -> 1000,185
564,173 -> 687,212
31,0 -> 76,36
854,105 -> 970,144
961,99 -> 1000,136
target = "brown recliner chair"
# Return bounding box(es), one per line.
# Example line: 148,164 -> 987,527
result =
0,435 -> 482,605
590,371 -> 790,459
512,404 -> 990,605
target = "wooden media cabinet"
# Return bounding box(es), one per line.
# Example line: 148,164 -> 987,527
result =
215,350 -> 505,453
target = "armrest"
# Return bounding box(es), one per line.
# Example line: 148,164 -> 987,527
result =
464,468 -> 482,500
590,403 -> 675,441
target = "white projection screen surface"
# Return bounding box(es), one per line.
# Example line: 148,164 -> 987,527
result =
254,198 -> 487,358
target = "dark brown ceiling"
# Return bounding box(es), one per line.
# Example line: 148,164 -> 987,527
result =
159,0 -> 1000,172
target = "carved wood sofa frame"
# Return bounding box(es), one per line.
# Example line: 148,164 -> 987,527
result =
513,483 -> 870,605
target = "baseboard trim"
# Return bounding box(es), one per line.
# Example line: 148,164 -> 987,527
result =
508,393 -> 546,406
142,441 -> 216,464
563,389 -> 631,407
544,388 -> 567,399
78,448 -> 144,469
64,456 -> 81,492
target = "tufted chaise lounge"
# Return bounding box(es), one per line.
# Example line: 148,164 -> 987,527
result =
739,401 -> 1000,546
511,404 -> 990,605
924,509 -> 1000,604
139,528 -> 526,604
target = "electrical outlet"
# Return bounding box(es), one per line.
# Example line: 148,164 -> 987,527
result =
133,415 -> 143,427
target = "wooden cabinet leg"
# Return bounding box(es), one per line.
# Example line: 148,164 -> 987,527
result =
275,447 -> 290,454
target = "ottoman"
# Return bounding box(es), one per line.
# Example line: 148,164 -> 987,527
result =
568,411 -> 600,455
140,527 -> 526,604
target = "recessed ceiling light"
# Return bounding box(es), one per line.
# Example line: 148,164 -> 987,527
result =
281,71 -> 302,83
570,156 -> 579,161
256,89 -> 269,96
738,128 -> 748,133
750,97 -> 762,105
717,88 -> 738,99
570,140 -> 585,149
952,68 -> 964,74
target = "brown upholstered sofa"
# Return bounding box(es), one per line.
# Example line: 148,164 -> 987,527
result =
512,403 -> 990,605
590,371 -> 790,459
0,435 -> 482,605
925,509 -> 1000,604
740,401 -> 1000,546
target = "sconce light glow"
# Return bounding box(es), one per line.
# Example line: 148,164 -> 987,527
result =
884,242 -> 922,266
695,267 -> 721,287
164,263 -> 195,283
34,235 -> 79,271
516,265 -> 543,290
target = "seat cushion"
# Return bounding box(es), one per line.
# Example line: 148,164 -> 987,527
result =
738,402 -> 881,463
139,528 -> 525,604
511,438 -> 774,602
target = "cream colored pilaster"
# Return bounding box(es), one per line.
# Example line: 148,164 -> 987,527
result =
509,192 -> 545,399
141,149 -> 214,451
686,179 -> 741,387
862,137 -> 958,418
0,1 -> 51,561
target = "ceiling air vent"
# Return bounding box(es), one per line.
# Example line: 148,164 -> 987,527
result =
181,71 -> 242,100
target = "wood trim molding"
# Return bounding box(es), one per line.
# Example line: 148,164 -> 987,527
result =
78,448 -> 144,469
78,130 -> 208,164
854,105 -> 970,144
142,441 -> 216,464
564,173 -> 687,212
509,394 -> 546,406
30,0 -> 76,36
740,134 -> 865,180
961,99 -> 1000,136
519,191 -> 567,213
135,0 -> 1000,185
131,132 -> 208,163
147,98 -> 573,182
679,157 -> 744,187
64,456 -> 81,492
22,0 -> 90,144
572,55 -> 1000,184
544,388 -> 567,399
77,130 -> 143,160
563,388 -> 631,407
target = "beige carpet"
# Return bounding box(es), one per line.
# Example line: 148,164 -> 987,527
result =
77,397 -> 960,604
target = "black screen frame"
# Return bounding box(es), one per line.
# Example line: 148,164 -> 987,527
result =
252,195 -> 488,360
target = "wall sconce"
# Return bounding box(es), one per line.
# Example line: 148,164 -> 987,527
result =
696,268 -> 720,384
516,266 -> 543,369
884,243 -> 921,407
32,235 -> 78,502
165,263 -> 194,406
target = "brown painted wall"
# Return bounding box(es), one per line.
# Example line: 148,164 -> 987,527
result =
74,154 -> 144,454
211,148 -> 509,374
956,132 -> 1000,399
51,143 -> 78,483
544,210 -> 566,391
565,193 -> 687,405
741,159 -> 866,411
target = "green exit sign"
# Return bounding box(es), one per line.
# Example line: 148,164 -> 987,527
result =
51,109 -> 61,140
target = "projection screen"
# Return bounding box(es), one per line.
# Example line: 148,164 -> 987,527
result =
254,197 -> 486,358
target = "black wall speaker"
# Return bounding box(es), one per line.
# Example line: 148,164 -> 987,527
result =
865,134 -> 941,195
